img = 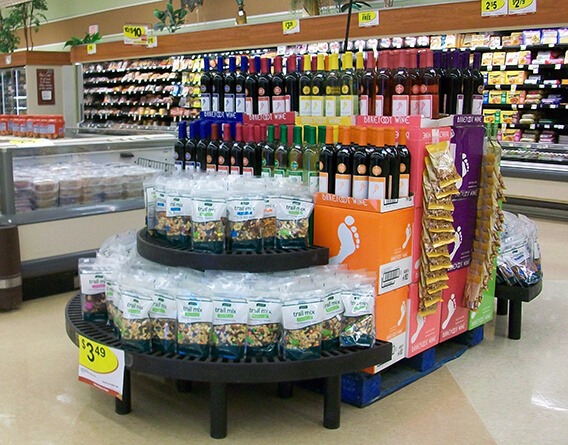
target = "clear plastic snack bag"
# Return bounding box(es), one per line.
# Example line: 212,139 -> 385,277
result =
246,294 -> 282,357
211,296 -> 248,359
144,175 -> 158,235
262,182 -> 279,250
149,286 -> 178,354
321,285 -> 344,351
280,293 -> 323,360
275,191 -> 314,250
153,174 -> 170,239
79,258 -> 109,322
176,290 -> 213,358
340,277 -> 376,348
165,177 -> 193,248
191,185 -> 227,254
227,193 -> 265,252
119,286 -> 154,353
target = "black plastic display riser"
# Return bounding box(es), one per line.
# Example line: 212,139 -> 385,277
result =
136,228 -> 329,272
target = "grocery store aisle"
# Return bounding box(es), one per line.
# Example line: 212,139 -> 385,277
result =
0,217 -> 566,445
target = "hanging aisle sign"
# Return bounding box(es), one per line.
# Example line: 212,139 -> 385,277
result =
481,0 -> 507,16
123,24 -> 149,45
508,0 -> 536,14
282,19 -> 300,35
78,335 -> 125,399
358,11 -> 379,28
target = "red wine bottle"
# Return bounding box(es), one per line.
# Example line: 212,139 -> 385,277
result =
200,56 -> 212,112
184,121 -> 198,171
242,124 -> 260,176
271,56 -> 286,113
223,56 -> 237,113
407,49 -> 421,116
376,51 -> 392,116
195,121 -> 210,171
319,125 -> 336,193
418,50 -> 440,119
212,56 -> 225,112
335,126 -> 353,197
257,57 -> 272,114
470,52 -> 485,115
391,50 -> 411,117
174,120 -> 187,171
217,123 -> 232,174
245,57 -> 259,115
262,124 -> 276,177
284,55 -> 300,112
230,123 -> 244,175
368,127 -> 390,200
397,128 -> 411,198
235,56 -> 248,113
206,123 -> 220,172
352,126 -> 369,199
360,51 -> 377,116
384,128 -> 400,198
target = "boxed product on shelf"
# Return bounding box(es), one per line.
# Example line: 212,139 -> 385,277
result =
489,91 -> 506,104
505,71 -> 527,85
502,32 -> 523,47
523,30 -> 542,46
481,52 -> 493,66
518,51 -> 532,65
363,285 -> 409,374
406,283 -> 441,358
483,109 -> 500,123
313,193 -> 413,294
507,91 -> 526,104
505,52 -> 520,66
487,71 -> 506,85
541,29 -> 559,45
492,52 -> 506,66
439,268 -> 469,341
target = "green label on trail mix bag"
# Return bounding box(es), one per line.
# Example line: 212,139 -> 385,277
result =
213,298 -> 248,325
276,196 -> 314,221
149,292 -> 177,319
176,295 -> 213,323
166,194 -> 192,217
323,292 -> 344,321
282,298 -> 323,330
191,198 -> 226,222
342,289 -> 374,317
248,299 -> 282,326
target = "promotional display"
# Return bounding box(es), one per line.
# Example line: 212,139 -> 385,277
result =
407,283 -> 441,358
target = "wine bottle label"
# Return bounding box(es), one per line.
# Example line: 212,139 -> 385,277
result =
360,95 -> 369,116
352,176 -> 369,199
410,96 -> 420,116
224,94 -> 235,112
472,95 -> 483,114
420,95 -> 433,118
235,94 -> 245,113
392,95 -> 409,116
272,96 -> 286,113
340,96 -> 354,116
299,96 -> 312,116
311,97 -> 324,116
212,94 -> 220,112
319,172 -> 329,193
261,168 -> 272,178
201,94 -> 211,112
206,164 -> 217,173
242,167 -> 254,176
335,174 -> 351,197
288,171 -> 303,183
285,95 -> 291,112
375,96 -> 384,116
273,168 -> 286,178
399,174 -> 410,198
217,165 -> 229,175
368,176 -> 386,200
308,171 -> 319,194
230,166 -> 241,175
245,97 -> 253,115
174,161 -> 183,172
185,161 -> 196,171
325,97 -> 338,117
258,97 -> 270,114
456,94 -> 464,115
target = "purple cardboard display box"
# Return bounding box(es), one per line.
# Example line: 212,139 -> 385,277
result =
449,196 -> 477,271
450,115 -> 484,199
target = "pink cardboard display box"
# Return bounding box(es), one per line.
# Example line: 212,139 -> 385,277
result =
440,268 -> 469,341
406,283 -> 441,358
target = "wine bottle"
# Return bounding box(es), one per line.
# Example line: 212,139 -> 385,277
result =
407,50 -> 421,116
335,126 -> 353,197
384,128 -> 400,198
257,57 -> 272,115
206,123 -> 221,172
174,121 -> 187,171
397,128 -> 411,198
217,123 -> 232,174
311,54 -> 326,117
274,124 -> 289,178
271,56 -> 286,113
195,121 -> 209,171
184,121 -> 199,171
438,51 -> 449,114
391,50 -> 411,116
299,55 -> 313,116
444,51 -> 463,115
212,56 -> 225,112
201,57 -> 213,112
288,126 -> 304,183
242,124 -> 259,176
360,51 -> 377,116
285,55 -> 300,113
262,124 -> 276,177
368,127 -> 390,200
245,56 -> 259,115
418,49 -> 440,119
230,123 -> 244,175
235,56 -> 248,113
319,125 -> 336,193
352,126 -> 369,199
325,53 -> 340,117
340,51 -> 358,116
303,125 -> 320,192
470,52 -> 484,115
355,51 -> 365,85
376,50 -> 392,116
223,56 -> 237,113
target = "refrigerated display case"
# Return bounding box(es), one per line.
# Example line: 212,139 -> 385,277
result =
0,67 -> 26,115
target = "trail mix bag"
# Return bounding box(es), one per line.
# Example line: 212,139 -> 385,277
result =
226,194 -> 264,252
280,294 -> 323,360
211,296 -> 248,359
340,277 -> 376,348
246,295 -> 282,357
79,258 -> 108,322
119,287 -> 154,353
149,289 -> 177,353
176,292 -> 213,358
275,193 -> 314,250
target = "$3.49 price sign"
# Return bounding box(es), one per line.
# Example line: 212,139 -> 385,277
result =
78,335 -> 125,399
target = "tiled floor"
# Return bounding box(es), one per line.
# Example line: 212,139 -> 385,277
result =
0,217 -> 566,445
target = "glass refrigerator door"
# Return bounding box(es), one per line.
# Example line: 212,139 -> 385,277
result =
2,69 -> 16,114
14,68 -> 27,115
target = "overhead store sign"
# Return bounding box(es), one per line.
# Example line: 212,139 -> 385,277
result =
282,19 -> 300,35
358,11 -> 379,28
481,0 -> 507,16
508,0 -> 536,15
123,23 -> 149,45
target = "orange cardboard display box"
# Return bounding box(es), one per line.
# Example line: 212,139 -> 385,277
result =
313,193 -> 413,294
363,286 -> 409,374
439,268 -> 469,342
406,283 -> 441,358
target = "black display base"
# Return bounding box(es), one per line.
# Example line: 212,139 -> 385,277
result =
136,228 -> 329,272
65,295 -> 392,438
495,280 -> 543,340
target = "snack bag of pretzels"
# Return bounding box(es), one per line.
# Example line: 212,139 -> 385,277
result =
176,287 -> 213,358
339,275 -> 375,348
280,291 -> 323,360
211,296 -> 248,359
275,186 -> 314,250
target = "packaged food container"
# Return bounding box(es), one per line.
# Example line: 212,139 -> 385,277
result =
32,196 -> 58,209
59,195 -> 81,206
34,189 -> 59,201
59,177 -> 83,190
33,178 -> 59,192
0,115 -> 8,135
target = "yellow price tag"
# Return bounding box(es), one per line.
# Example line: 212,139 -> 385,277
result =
508,0 -> 536,14
358,11 -> 379,27
86,43 -> 96,55
282,19 -> 300,35
481,0 -> 507,16
79,335 -> 119,374
147,36 -> 157,48
123,25 -> 147,40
